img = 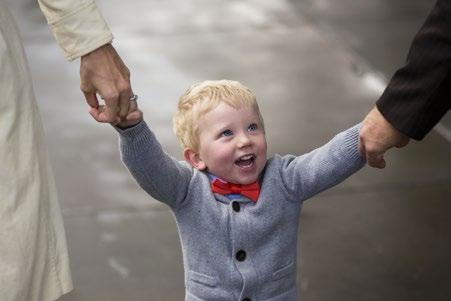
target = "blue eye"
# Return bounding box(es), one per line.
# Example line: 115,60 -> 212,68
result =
248,123 -> 258,131
221,129 -> 233,137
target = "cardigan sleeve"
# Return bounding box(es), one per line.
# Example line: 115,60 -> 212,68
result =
115,121 -> 193,209
278,124 -> 366,202
37,0 -> 113,61
376,0 -> 451,140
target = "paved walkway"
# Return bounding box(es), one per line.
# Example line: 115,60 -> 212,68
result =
8,0 -> 451,300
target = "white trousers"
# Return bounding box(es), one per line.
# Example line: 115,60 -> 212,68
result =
0,2 -> 72,300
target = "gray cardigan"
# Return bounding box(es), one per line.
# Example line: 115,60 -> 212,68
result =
117,121 -> 365,301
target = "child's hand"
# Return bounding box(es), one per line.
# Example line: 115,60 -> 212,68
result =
89,98 -> 143,129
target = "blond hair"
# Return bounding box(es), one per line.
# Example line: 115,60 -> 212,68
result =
173,80 -> 264,152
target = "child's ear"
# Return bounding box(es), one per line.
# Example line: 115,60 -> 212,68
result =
183,148 -> 207,170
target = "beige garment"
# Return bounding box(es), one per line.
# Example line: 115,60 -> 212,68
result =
0,0 -> 112,298
0,1 -> 78,300
38,0 -> 113,60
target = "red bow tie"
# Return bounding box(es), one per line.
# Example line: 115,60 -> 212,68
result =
211,178 -> 260,202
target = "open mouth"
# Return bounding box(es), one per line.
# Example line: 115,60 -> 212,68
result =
235,154 -> 256,168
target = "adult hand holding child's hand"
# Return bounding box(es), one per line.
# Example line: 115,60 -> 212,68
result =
359,106 -> 410,168
90,96 -> 142,129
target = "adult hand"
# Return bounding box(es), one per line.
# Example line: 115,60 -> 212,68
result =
80,43 -> 132,123
89,98 -> 142,129
359,106 -> 410,168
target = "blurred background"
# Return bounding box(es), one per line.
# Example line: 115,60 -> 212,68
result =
7,0 -> 451,300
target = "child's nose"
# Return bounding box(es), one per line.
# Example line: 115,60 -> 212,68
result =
237,133 -> 252,148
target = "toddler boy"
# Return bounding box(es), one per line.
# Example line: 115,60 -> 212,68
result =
93,80 -> 366,300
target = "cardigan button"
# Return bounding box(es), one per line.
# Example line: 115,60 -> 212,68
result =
232,201 -> 240,212
236,250 -> 246,262
242,298 -> 251,301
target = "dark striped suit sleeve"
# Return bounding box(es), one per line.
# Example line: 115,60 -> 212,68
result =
376,0 -> 451,140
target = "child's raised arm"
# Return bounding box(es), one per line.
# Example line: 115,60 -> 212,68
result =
89,98 -> 192,208
116,120 -> 193,209
278,123 -> 366,202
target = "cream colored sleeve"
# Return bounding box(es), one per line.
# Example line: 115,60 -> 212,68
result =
37,0 -> 113,61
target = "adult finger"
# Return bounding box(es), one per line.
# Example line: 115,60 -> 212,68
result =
366,150 -> 386,169
124,100 -> 140,121
98,106 -> 120,123
101,91 -> 121,123
118,88 -> 133,118
82,90 -> 99,109
89,106 -> 102,122
128,98 -> 138,111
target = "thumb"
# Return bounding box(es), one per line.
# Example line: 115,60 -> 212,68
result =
83,91 -> 99,109
367,151 -> 386,169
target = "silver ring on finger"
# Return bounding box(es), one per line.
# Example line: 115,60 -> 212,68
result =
129,94 -> 138,102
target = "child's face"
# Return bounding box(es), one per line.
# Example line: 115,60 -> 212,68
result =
185,102 -> 267,185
